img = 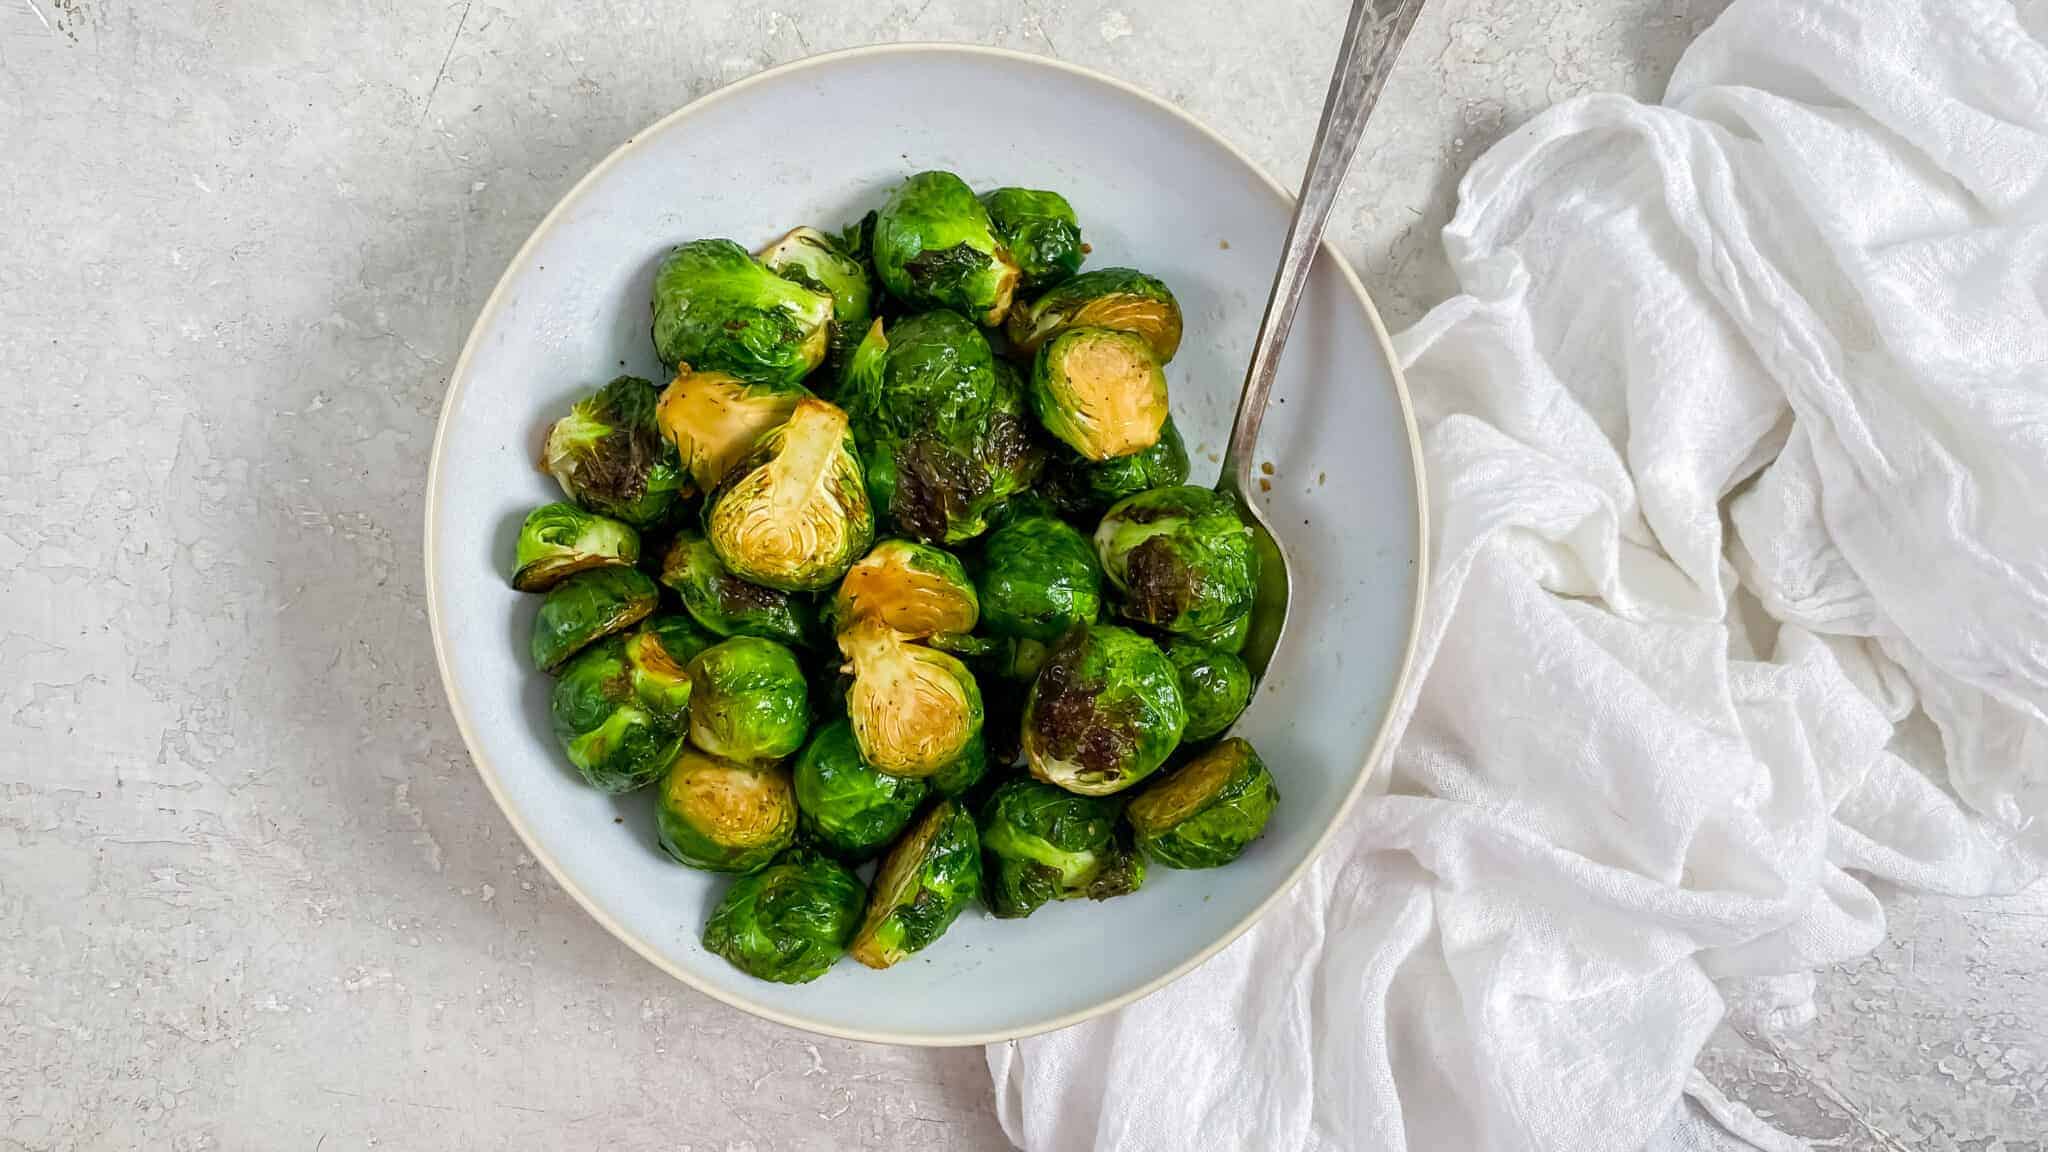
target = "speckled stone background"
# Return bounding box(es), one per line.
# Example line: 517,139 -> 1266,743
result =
2,2 -> 2041,1149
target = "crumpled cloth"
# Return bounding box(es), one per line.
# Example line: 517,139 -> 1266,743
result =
989,0 -> 2048,1147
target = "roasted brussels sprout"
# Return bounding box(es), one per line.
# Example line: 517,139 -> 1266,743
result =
872,171 -> 1021,325
655,367 -> 809,494
1042,414 -> 1191,519
981,187 -> 1084,291
1031,327 -> 1169,461
850,798 -> 982,968
543,376 -> 688,527
550,633 -> 688,793
757,226 -> 874,364
703,845 -> 866,983
927,730 -> 989,797
791,719 -> 928,860
1126,737 -> 1278,868
659,532 -> 817,648
685,637 -> 810,763
978,778 -> 1145,918
1163,639 -> 1252,741
657,748 -> 798,872
511,502 -> 640,592
977,514 -> 1102,642
1006,267 -> 1184,362
1094,486 -> 1258,635
1022,623 -> 1185,795
829,539 -> 978,641
703,398 -> 874,592
651,238 -> 833,384
530,566 -> 660,672
840,621 -> 984,777
1181,609 -> 1251,655
841,313 -> 1041,543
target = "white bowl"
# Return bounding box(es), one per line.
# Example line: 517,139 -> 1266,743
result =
426,44 -> 1425,1045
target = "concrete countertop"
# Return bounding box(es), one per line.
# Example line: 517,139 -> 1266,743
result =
2,1 -> 2040,1148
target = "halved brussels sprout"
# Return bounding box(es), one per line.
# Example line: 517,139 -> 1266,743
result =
1126,737 -> 1278,868
659,532 -> 817,648
981,187 -> 1084,291
703,398 -> 874,592
651,238 -> 833,384
511,502 -> 640,592
1005,267 -> 1183,362
757,227 -> 873,366
657,748 -> 798,872
655,367 -> 809,494
1181,609 -> 1251,655
1162,639 -> 1252,741
792,719 -> 928,860
841,313 -> 1042,544
685,637 -> 810,763
702,845 -> 866,983
872,171 -> 1021,325
850,798 -> 982,969
978,778 -> 1145,918
829,539 -> 978,641
1042,414 -> 1191,519
927,730 -> 988,797
1021,623 -> 1185,795
977,514 -> 1102,642
530,566 -> 660,672
543,376 -> 687,527
840,621 -> 984,777
1094,486 -> 1258,634
1030,327 -> 1169,461
550,634 -> 687,793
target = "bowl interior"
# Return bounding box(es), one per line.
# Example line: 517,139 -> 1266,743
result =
429,46 -> 1422,1044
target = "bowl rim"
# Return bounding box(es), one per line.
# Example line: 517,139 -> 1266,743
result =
424,41 -> 1430,1047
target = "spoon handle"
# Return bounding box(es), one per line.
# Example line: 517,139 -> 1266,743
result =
1221,0 -> 1427,494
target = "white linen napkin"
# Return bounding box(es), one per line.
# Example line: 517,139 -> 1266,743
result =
988,0 -> 2048,1147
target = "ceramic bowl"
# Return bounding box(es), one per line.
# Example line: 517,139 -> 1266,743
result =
426,44 -> 1424,1044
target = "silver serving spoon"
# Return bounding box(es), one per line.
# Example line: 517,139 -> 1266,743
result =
1227,0 -> 1428,676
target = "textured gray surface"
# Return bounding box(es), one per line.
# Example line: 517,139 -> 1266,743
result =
0,1 -> 2036,1149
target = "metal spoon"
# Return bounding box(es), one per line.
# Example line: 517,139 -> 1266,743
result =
1226,0 -> 1428,676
